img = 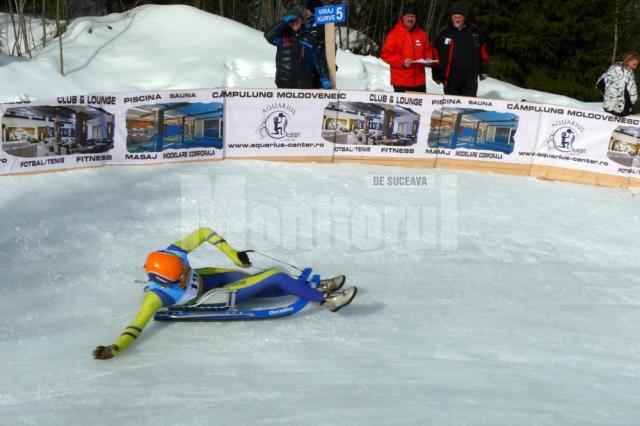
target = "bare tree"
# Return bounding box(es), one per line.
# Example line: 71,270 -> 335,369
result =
260,0 -> 280,30
41,0 -> 47,47
27,0 -> 37,51
15,0 -> 32,58
56,0 -> 64,75
345,0 -> 349,51
8,0 -> 21,56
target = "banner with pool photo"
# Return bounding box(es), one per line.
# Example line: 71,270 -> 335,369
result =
426,97 -> 541,175
116,89 -> 225,164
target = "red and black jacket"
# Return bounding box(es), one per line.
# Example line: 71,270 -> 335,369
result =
432,23 -> 489,87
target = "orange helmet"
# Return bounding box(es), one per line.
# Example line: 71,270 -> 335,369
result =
144,251 -> 185,286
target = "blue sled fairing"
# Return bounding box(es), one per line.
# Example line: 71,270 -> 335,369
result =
153,268 -> 319,322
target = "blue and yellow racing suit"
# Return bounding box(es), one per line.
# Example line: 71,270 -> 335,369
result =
106,227 -> 324,358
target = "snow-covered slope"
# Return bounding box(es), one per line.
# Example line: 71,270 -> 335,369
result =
0,5 -> 600,111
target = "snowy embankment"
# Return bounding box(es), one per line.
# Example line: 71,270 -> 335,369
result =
0,4 -> 600,111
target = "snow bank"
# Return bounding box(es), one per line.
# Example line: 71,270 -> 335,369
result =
0,5 -> 601,111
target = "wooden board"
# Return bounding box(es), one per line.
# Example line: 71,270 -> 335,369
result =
434,158 -> 533,176
530,164 -> 629,188
324,22 -> 337,88
333,157 -> 436,169
0,157 -> 224,177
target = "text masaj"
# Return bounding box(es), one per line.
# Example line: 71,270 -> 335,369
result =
123,150 -> 217,161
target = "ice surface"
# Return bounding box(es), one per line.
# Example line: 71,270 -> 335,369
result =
1,160 -> 639,425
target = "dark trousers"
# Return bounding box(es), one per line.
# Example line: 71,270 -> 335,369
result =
444,76 -> 479,97
310,69 -> 322,89
393,84 -> 426,93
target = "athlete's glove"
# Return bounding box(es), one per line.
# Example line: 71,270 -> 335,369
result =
237,251 -> 252,268
321,78 -> 332,89
93,344 -> 119,360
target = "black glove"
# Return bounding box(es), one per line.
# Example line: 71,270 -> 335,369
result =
93,344 -> 118,360
237,251 -> 252,268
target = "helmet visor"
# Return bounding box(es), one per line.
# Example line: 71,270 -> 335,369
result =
147,271 -> 183,286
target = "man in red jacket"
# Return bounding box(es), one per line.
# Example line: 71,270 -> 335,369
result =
381,4 -> 435,93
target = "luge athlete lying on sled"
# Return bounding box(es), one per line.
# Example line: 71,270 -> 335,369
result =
93,227 -> 357,360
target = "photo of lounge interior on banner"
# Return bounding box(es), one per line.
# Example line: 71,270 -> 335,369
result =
607,126 -> 640,168
1,106 -> 114,157
321,101 -> 420,146
429,108 -> 519,154
126,102 -> 223,152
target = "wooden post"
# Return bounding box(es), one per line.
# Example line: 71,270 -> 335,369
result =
325,22 -> 337,88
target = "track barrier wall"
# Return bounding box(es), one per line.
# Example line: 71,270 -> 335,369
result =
1,87 -> 639,188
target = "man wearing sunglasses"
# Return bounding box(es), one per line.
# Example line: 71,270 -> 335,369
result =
93,227 -> 356,360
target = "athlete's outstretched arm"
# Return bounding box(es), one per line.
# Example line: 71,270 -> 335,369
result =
92,291 -> 164,360
167,227 -> 251,268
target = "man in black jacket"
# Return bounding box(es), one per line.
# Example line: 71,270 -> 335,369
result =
432,6 -> 489,97
304,0 -> 331,89
264,11 -> 331,89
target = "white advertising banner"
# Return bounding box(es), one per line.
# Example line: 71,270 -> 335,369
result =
117,88 -> 224,164
0,104 -> 9,175
328,90 -> 437,160
428,97 -> 541,166
1,86 -> 638,187
532,106 -> 640,178
224,88 -> 337,158
0,94 -> 118,174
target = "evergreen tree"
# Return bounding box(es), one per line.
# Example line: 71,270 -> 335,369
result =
469,0 -> 619,101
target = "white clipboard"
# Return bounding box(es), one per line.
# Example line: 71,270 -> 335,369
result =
412,59 -> 439,65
